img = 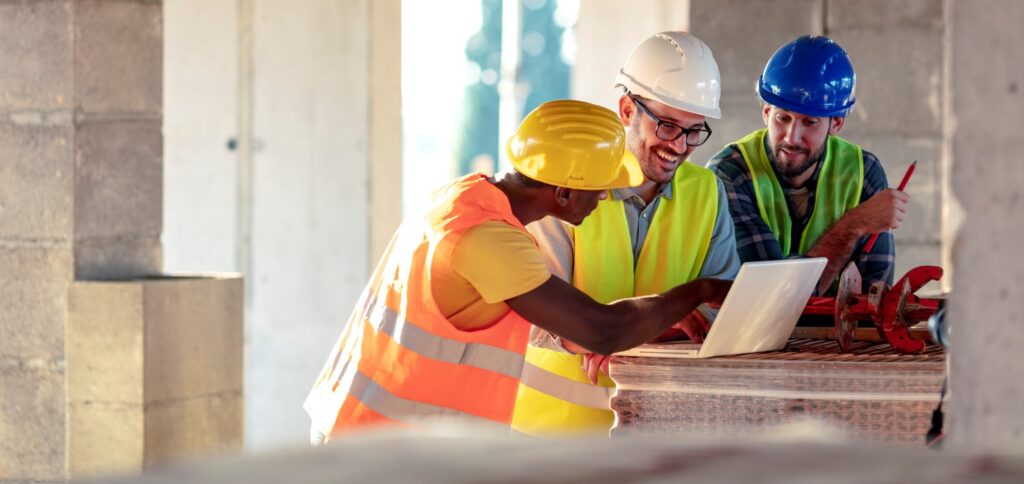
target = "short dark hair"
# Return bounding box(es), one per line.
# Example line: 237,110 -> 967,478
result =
512,170 -> 554,190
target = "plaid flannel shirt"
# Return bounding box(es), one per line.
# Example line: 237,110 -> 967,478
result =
706,136 -> 895,290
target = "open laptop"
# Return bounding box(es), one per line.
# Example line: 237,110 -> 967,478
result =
617,258 -> 827,359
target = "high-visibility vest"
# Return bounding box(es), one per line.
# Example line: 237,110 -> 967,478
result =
734,129 -> 864,255
304,174 -> 533,441
511,163 -> 718,435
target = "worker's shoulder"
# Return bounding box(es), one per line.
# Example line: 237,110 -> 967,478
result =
835,146 -> 885,178
860,149 -> 884,173
704,144 -> 748,180
458,220 -> 534,250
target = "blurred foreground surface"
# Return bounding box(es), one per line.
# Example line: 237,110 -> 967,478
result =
87,421 -> 1024,484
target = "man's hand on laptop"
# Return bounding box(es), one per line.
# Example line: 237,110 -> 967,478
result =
651,309 -> 710,343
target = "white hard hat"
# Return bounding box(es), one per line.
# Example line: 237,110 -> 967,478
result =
614,31 -> 722,119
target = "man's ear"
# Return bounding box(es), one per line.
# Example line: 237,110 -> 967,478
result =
553,186 -> 572,207
762,104 -> 772,126
618,95 -> 635,127
829,116 -> 846,135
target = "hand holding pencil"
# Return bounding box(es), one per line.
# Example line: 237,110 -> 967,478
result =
863,161 -> 917,253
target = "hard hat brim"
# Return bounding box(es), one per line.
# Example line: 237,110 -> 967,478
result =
757,78 -> 854,118
615,74 -> 722,119
599,149 -> 644,190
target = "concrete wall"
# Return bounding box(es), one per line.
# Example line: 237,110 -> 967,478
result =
573,0 -> 689,111
1,1 -> 162,480
163,0 -> 401,450
163,0 -> 239,274
247,0 -> 371,450
946,0 -> 1024,454
67,276 -> 244,477
689,0 -> 822,160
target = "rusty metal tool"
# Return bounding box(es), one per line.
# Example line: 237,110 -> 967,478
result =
802,262 -> 943,353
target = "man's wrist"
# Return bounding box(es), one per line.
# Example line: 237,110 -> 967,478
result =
698,278 -> 714,303
840,206 -> 867,238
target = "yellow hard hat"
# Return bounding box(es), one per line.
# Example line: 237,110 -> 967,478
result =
505,100 -> 643,190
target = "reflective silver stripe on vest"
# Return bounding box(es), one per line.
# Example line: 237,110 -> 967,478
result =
364,295 -> 524,380
518,361 -> 615,410
347,368 -> 509,431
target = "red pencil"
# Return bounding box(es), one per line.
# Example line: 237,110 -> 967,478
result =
863,160 -> 916,253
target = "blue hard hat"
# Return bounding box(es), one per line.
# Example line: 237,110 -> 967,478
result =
757,35 -> 856,118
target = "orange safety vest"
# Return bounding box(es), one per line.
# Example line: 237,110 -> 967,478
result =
303,174 -> 533,441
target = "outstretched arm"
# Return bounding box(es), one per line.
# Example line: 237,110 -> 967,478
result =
506,275 -> 731,355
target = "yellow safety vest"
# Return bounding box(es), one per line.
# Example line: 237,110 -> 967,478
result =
511,163 -> 718,436
734,129 -> 864,255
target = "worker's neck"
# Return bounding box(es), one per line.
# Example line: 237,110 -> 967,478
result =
782,163 -> 817,190
489,173 -> 548,226
633,178 -> 661,205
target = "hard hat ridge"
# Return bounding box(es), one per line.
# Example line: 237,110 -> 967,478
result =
614,31 -> 722,119
506,100 -> 642,190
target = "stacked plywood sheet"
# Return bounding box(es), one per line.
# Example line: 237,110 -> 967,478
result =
610,339 -> 945,445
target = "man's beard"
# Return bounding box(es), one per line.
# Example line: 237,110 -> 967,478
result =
628,118 -> 684,184
641,145 -> 684,183
772,142 -> 823,179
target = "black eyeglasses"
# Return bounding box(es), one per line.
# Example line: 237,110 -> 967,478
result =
629,94 -> 713,146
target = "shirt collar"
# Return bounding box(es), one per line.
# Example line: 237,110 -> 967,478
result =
610,175 -> 675,203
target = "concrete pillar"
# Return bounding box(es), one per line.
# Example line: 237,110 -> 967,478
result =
946,0 -> 1024,454
1,1 -> 243,480
0,1 -> 162,479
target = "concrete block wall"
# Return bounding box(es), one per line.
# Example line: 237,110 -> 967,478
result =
141,277 -> 244,465
1,1 -> 76,480
66,283 -> 146,476
67,277 -> 244,477
2,1 -> 244,480
687,0 -> 944,284
73,0 -> 164,281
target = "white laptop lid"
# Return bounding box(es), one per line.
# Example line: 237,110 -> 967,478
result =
696,258 -> 826,358
616,257 -> 826,359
